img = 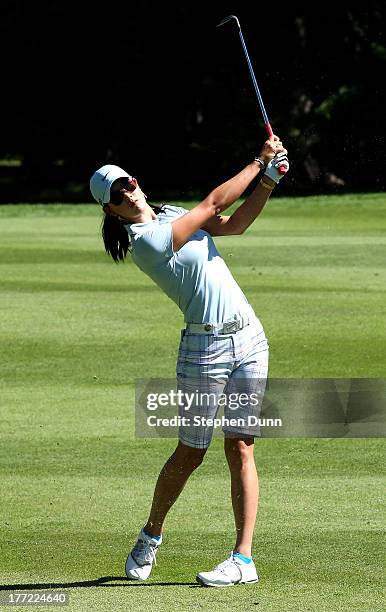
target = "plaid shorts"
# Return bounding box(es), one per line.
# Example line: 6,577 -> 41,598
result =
176,308 -> 269,448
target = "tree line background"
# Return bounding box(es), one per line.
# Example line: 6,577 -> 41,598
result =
1,0 -> 385,202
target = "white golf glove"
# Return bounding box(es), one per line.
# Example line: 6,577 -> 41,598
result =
264,153 -> 290,183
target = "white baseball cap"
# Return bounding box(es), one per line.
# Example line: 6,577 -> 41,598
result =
90,164 -> 133,206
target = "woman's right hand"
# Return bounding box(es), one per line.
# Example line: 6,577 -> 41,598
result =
258,135 -> 287,165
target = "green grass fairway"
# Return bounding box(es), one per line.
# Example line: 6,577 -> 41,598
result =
0,194 -> 385,611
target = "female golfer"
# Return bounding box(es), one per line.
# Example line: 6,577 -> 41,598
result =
90,137 -> 289,587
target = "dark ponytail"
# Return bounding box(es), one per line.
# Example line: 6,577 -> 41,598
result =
101,203 -> 165,263
101,213 -> 130,262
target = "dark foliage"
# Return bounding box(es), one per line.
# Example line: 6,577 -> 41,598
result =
1,1 -> 385,201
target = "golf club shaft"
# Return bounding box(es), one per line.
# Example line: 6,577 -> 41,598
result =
237,29 -> 286,174
218,15 -> 287,174
238,29 -> 273,138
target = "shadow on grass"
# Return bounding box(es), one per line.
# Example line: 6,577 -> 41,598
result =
0,576 -> 198,589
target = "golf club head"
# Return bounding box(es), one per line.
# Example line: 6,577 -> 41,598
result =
216,15 -> 241,30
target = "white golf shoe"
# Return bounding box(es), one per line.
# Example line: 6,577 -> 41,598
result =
196,553 -> 259,587
125,528 -> 162,581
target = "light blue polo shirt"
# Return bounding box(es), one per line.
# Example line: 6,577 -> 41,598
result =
126,205 -> 249,324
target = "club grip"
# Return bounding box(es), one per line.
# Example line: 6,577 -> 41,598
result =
278,164 -> 288,175
265,122 -> 274,139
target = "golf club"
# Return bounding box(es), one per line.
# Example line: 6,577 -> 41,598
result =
217,15 -> 287,174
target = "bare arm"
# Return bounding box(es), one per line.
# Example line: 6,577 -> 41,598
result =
203,138 -> 289,236
171,161 -> 261,251
202,177 -> 276,236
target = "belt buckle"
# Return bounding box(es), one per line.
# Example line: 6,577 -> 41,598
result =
223,320 -> 239,334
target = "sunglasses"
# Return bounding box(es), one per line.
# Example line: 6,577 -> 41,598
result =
110,177 -> 136,205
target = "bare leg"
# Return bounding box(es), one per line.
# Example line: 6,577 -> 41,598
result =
224,436 -> 258,558
144,441 -> 207,536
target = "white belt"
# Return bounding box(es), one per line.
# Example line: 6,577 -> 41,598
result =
186,313 -> 250,335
